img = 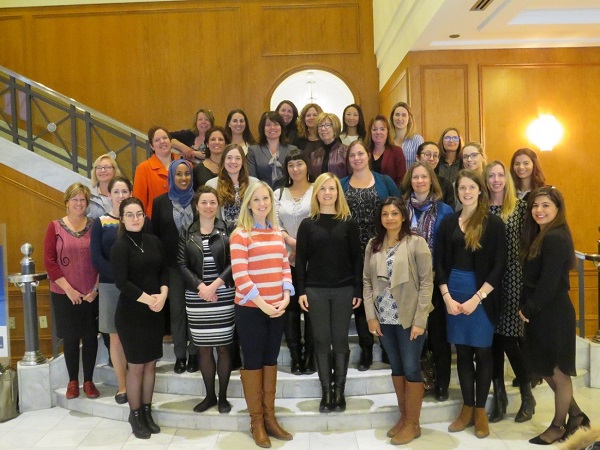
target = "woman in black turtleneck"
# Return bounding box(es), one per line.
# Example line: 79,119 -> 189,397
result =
307,112 -> 349,181
111,197 -> 168,440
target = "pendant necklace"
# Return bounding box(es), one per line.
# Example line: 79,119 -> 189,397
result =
127,234 -> 144,253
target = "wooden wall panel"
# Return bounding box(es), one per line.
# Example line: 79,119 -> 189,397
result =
0,16 -> 27,73
420,65 -> 468,142
379,68 -> 409,123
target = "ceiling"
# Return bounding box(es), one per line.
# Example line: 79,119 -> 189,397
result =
412,0 -> 600,51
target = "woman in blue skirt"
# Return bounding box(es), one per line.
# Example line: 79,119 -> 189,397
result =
435,170 -> 507,439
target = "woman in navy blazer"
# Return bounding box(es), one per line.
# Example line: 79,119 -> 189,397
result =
247,111 -> 299,189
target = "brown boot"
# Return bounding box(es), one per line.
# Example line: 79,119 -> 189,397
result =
474,407 -> 490,438
240,369 -> 271,448
387,376 -> 406,438
391,381 -> 423,445
448,405 -> 474,432
262,365 -> 292,441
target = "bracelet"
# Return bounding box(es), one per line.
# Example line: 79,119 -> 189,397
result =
475,291 -> 482,301
442,292 -> 450,298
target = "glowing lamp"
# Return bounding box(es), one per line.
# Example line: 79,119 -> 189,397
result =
526,114 -> 563,152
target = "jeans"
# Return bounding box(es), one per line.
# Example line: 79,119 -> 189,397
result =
379,323 -> 425,381
235,304 -> 284,370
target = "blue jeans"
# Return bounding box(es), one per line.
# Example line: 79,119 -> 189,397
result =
379,324 -> 425,381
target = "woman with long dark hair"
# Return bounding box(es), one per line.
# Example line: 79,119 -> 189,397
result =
519,187 -> 589,445
364,197 -> 433,445
340,103 -> 366,145
510,147 -> 546,201
193,126 -> 231,188
435,170 -> 507,439
436,127 -> 463,184
276,100 -> 299,144
225,109 -> 255,154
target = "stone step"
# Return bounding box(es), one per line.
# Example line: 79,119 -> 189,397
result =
55,369 -> 589,432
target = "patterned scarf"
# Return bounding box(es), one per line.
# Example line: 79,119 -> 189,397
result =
408,193 -> 438,254
268,151 -> 283,186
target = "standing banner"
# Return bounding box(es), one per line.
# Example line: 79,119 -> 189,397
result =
0,224 -> 9,359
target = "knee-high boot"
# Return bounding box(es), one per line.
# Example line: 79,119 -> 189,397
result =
489,378 -> 508,423
262,365 -> 292,441
240,369 -> 271,448
387,376 -> 406,438
332,352 -> 350,412
391,381 -> 423,445
315,352 -> 333,413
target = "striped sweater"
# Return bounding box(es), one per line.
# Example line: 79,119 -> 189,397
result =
230,227 -> 293,308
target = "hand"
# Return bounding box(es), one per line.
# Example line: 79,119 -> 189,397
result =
352,297 -> 362,309
368,318 -> 382,337
299,295 -> 309,312
459,296 -> 480,315
288,251 -> 296,265
444,296 -> 461,315
149,293 -> 166,312
66,287 -> 84,305
410,326 -> 425,340
180,147 -> 194,160
257,301 -> 278,317
82,290 -> 98,303
198,282 -> 218,302
518,310 -> 529,323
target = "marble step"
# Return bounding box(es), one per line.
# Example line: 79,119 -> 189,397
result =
55,369 -> 589,432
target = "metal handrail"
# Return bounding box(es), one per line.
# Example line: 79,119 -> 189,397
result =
574,250 -> 600,342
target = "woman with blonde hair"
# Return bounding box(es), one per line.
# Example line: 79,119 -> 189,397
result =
171,108 -> 215,161
295,103 -> 323,155
231,181 -> 293,447
89,154 -> 122,219
307,112 -> 349,180
460,142 -> 486,176
296,173 -> 362,413
482,161 -> 534,424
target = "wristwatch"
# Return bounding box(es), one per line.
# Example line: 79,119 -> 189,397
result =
477,290 -> 487,300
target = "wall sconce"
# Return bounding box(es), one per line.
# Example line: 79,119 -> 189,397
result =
526,114 -> 564,151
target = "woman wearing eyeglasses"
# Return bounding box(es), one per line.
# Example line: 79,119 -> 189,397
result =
460,142 -> 486,177
307,112 -> 349,180
89,154 -> 122,219
416,142 -> 455,209
436,128 -> 463,184
367,115 -> 406,187
111,197 -> 168,439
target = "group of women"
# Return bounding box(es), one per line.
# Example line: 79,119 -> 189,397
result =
42,98 -> 587,447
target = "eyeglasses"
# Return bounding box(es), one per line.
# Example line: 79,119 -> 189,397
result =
462,153 -> 481,161
96,165 -> 114,171
69,198 -> 87,203
123,212 -> 145,220
443,136 -> 460,142
317,123 -> 333,130
421,152 -> 440,160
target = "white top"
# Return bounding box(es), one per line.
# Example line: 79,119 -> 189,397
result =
273,185 -> 313,265
340,134 -> 360,146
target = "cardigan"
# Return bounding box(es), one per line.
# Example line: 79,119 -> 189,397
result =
372,145 -> 407,186
340,171 -> 400,200
434,212 -> 507,324
363,234 -> 434,329
133,153 -> 178,218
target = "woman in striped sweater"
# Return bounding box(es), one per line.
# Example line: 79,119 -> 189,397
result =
230,181 -> 294,448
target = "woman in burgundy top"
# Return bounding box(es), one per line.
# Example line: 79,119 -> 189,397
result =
366,115 -> 406,187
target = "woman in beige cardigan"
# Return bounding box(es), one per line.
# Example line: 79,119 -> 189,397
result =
363,197 -> 433,446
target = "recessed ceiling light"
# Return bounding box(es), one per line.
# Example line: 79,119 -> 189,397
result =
449,34 -> 460,38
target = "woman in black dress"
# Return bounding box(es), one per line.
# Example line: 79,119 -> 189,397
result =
519,187 -> 589,445
111,197 -> 169,440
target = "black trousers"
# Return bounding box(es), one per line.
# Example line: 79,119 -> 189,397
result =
427,287 -> 451,391
284,266 -> 314,350
306,286 -> 354,355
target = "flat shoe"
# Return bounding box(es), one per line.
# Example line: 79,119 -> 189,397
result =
83,381 -> 100,399
174,358 -> 186,374
115,391 -> 128,404
66,380 -> 79,399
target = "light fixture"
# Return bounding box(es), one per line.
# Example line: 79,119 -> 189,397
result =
526,114 -> 564,151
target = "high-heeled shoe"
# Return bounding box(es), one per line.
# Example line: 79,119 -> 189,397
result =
529,423 -> 566,445
563,412 -> 591,439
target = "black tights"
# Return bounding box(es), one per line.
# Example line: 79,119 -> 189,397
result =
198,345 -> 231,400
126,362 -> 156,410
456,344 -> 493,408
491,334 -> 529,384
63,335 -> 98,382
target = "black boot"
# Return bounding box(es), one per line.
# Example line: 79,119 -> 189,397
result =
489,378 -> 508,423
231,331 -> 243,371
332,352 -> 350,412
141,403 -> 161,433
357,345 -> 372,372
515,382 -> 536,423
315,352 -> 333,413
129,409 -> 151,439
302,345 -> 316,375
289,346 -> 302,375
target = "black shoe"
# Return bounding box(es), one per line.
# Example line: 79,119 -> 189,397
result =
174,358 -> 186,374
436,387 -> 449,402
115,391 -> 128,405
186,355 -> 199,373
141,404 -> 160,434
129,409 -> 151,439
489,378 -> 508,423
319,386 -> 332,413
515,382 -> 536,423
357,346 -> 372,372
218,397 -> 232,414
302,349 -> 316,375
529,423 -> 565,445
289,347 -> 302,375
193,396 -> 218,413
332,385 -> 346,412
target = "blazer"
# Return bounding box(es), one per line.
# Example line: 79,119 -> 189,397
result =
133,153 -> 179,218
434,212 -> 507,325
151,193 -> 198,268
177,218 -> 233,291
247,143 -> 298,188
363,234 -> 434,329
374,145 -> 407,186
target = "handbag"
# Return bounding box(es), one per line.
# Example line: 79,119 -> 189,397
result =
420,342 -> 436,393
0,363 -> 19,422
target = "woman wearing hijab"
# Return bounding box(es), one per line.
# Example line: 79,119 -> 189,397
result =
152,160 -> 199,374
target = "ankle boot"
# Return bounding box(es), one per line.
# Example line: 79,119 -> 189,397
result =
489,378 -> 508,423
141,403 -> 160,434
515,382 -> 536,423
474,407 -> 490,438
357,345 -> 372,371
315,352 -> 333,413
128,409 -> 151,439
448,405 -> 474,432
391,381 -> 423,445
262,365 -> 292,441
289,346 -> 302,375
240,369 -> 271,448
332,352 -> 350,412
387,376 -> 406,437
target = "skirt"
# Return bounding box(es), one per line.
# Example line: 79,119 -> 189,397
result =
98,283 -> 120,334
446,269 -> 494,347
185,286 -> 236,347
50,292 -> 98,340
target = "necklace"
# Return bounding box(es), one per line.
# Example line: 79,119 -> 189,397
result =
126,234 -> 144,253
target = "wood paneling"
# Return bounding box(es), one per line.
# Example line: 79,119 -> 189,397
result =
0,16 -> 26,73
379,67 -> 409,123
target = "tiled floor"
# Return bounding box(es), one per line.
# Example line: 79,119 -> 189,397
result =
1,386 -> 599,449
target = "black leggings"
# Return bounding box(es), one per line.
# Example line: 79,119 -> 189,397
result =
235,304 -> 284,370
491,333 -> 530,384
455,344 -> 493,408
63,335 -> 98,382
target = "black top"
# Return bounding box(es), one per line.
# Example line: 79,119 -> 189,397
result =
193,163 -> 218,188
438,175 -> 456,210
320,139 -> 337,174
295,214 -> 362,298
170,129 -> 196,147
434,212 -> 507,324
451,226 -> 475,270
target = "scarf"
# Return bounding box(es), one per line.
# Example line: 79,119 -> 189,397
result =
167,159 -> 194,208
268,146 -> 283,186
172,202 -> 194,235
408,193 -> 438,254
